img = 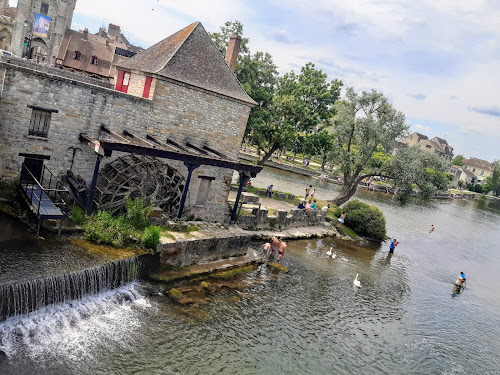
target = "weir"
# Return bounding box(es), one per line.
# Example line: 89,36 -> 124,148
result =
0,256 -> 143,321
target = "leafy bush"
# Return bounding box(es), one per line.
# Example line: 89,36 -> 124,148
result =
341,200 -> 386,240
125,197 -> 151,229
70,205 -> 86,225
142,225 -> 161,249
84,211 -> 131,247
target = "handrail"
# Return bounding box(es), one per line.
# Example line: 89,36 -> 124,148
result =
20,164 -> 85,217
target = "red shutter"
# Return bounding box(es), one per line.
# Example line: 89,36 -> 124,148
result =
142,76 -> 153,98
115,70 -> 124,91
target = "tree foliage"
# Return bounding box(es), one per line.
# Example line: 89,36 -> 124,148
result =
342,200 -> 386,240
482,161 -> 500,196
329,88 -> 448,205
209,20 -> 250,57
254,63 -> 342,165
388,146 -> 449,203
236,51 -> 278,139
452,154 -> 465,166
329,88 -> 408,205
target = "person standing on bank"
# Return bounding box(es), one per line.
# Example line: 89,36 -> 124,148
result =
305,185 -> 312,199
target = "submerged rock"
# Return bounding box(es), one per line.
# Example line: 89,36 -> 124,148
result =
168,288 -> 184,300
267,262 -> 289,272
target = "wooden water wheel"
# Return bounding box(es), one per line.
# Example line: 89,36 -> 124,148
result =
96,155 -> 185,217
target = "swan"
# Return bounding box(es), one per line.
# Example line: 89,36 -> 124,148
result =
353,274 -> 362,288
331,252 -> 337,259
326,247 -> 332,256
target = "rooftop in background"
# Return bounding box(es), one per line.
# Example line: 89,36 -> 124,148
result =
463,157 -> 494,171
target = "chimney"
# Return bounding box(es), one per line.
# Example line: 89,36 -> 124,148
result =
225,34 -> 242,72
83,28 -> 88,40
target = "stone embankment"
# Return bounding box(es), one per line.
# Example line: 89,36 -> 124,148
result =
151,221 -> 345,283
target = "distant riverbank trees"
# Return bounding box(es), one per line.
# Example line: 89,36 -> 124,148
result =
211,21 -> 449,205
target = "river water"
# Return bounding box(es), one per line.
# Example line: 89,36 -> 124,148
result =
1,166 -> 499,374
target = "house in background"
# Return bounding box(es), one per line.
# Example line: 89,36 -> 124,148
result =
462,157 -> 494,184
449,165 -> 477,188
403,132 -> 454,162
56,25 -> 143,83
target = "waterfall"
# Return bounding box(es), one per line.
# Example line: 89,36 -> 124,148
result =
0,256 -> 143,320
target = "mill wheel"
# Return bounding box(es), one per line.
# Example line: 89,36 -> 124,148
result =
96,155 -> 185,217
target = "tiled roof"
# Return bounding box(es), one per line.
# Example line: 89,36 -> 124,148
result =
463,157 -> 493,170
56,30 -> 115,77
115,22 -> 256,105
433,136 -> 448,145
0,6 -> 16,20
414,132 -> 428,140
461,168 -> 476,179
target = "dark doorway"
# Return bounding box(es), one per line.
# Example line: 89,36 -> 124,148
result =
23,158 -> 44,181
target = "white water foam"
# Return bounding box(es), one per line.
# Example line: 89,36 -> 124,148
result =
0,282 -> 154,364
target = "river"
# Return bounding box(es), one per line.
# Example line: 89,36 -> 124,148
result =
0,166 -> 499,374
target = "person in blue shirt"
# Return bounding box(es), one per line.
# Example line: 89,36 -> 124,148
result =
455,272 -> 466,287
389,239 -> 398,254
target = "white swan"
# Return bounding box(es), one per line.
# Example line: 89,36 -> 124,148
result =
353,274 -> 362,288
326,247 -> 332,256
331,252 -> 337,259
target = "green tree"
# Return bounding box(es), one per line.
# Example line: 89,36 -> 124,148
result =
452,154 -> 465,166
209,20 -> 250,57
388,146 -> 449,203
483,161 -> 500,196
330,88 -> 447,205
236,51 -> 278,140
255,63 -> 342,165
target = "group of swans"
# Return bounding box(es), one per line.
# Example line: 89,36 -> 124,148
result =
326,247 -> 362,288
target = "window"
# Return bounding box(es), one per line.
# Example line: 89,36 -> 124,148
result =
480,171 -> 484,176
426,145 -> 431,149
90,56 -> 98,65
29,108 -> 52,137
196,176 -> 214,205
73,51 -> 81,60
40,3 -> 49,14
472,168 -> 476,173
115,70 -> 131,93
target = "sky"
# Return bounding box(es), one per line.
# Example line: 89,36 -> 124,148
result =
10,0 -> 499,161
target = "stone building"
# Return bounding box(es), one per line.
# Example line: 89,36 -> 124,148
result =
9,0 -> 77,63
0,22 -> 258,222
0,1 -> 15,51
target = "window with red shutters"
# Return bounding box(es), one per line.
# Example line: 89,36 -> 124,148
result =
115,70 -> 131,93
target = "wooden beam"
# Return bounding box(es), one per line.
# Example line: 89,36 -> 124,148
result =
123,129 -> 156,147
98,139 -> 262,174
100,125 -> 130,143
146,134 -> 183,152
79,133 -> 107,156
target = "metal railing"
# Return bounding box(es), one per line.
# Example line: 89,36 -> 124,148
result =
20,164 -> 82,217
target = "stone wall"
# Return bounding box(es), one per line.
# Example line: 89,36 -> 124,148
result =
237,207 -> 327,231
157,231 -> 252,267
0,57 -> 252,222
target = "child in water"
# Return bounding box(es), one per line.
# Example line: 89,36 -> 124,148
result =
277,241 -> 287,263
